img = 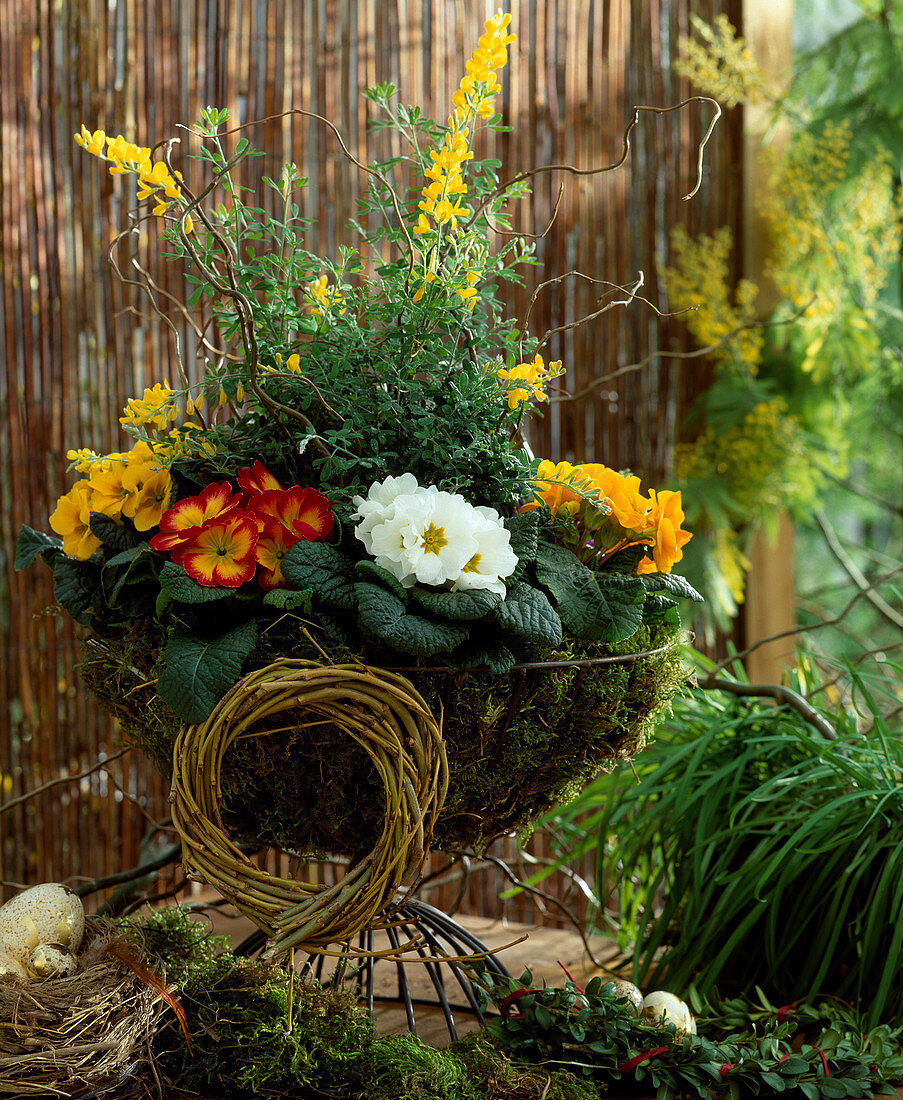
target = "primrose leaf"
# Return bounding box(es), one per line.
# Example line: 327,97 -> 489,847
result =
535,542 -> 645,643
283,542 -> 357,610
491,580 -> 562,646
15,525 -> 62,570
504,510 -> 541,579
156,620 -> 258,723
88,512 -> 145,552
355,582 -> 470,656
354,560 -> 410,603
410,585 -> 502,621
639,571 -> 705,603
52,555 -> 102,621
262,587 -> 314,611
160,560 -> 234,604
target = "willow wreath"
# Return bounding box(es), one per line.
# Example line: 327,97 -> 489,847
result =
169,659 -> 448,955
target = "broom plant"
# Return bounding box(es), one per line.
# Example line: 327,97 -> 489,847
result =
539,655 -> 903,1027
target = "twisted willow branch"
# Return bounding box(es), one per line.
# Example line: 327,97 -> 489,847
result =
169,660 -> 448,957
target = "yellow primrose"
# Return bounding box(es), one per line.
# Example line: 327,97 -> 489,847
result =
49,481 -> 102,559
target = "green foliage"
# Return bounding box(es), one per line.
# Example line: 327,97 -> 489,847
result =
13,524 -> 62,569
155,620 -> 259,722
541,661 -> 903,1028
473,966 -> 903,1099
534,543 -> 646,643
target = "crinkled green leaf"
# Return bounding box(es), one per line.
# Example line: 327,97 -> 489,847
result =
52,555 -> 102,620
445,639 -> 517,673
103,546 -> 156,608
282,541 -> 357,610
262,587 -> 314,611
354,560 -> 410,603
89,512 -> 145,552
535,542 -> 644,643
159,560 -> 233,604
355,582 -> 470,656
504,510 -> 541,579
640,571 -> 704,603
15,525 -> 62,570
492,580 -> 562,646
156,620 -> 259,723
410,585 -> 502,621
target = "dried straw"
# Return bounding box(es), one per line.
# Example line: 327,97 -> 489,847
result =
0,923 -> 162,1098
169,659 -> 449,956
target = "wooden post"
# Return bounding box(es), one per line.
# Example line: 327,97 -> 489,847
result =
741,0 -> 798,684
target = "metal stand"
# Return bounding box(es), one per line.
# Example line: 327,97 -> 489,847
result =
234,898 -> 511,1042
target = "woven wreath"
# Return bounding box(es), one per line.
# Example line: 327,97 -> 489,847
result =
169,659 -> 448,955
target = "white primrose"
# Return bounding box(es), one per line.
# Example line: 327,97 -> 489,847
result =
352,476 -> 517,595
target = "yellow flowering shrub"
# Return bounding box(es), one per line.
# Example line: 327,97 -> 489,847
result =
675,14 -> 768,108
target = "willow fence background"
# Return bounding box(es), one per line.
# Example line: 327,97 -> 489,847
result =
1,0 -> 743,918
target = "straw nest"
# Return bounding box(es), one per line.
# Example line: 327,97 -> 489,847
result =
169,660 -> 447,955
0,922 -> 163,1098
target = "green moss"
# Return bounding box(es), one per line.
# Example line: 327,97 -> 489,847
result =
134,907 -> 373,1098
81,620 -> 684,857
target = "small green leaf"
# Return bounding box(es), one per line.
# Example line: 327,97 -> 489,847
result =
410,585 -> 502,621
492,581 -> 562,646
356,582 -> 470,657
640,571 -> 704,603
282,542 -> 357,610
262,587 -> 313,611
15,525 -> 62,569
156,620 -> 258,723
159,561 -> 234,603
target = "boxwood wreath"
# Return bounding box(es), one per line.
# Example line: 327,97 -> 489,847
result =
17,9 -> 703,946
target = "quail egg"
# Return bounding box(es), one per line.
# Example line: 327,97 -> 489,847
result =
608,978 -> 644,1014
0,883 -> 85,964
26,942 -> 79,979
641,989 -> 693,1033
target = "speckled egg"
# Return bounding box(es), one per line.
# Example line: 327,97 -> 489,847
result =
26,942 -> 79,979
0,883 -> 85,965
0,948 -> 28,980
608,978 -> 644,1015
641,990 -> 693,1032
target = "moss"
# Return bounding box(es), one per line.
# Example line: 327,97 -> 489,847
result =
135,907 -> 373,1098
80,619 -> 684,857
134,910 -> 604,1099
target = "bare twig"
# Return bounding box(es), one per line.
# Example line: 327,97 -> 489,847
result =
74,843 -> 184,899
469,96 -> 722,228
698,676 -> 838,740
555,299 -> 817,403
0,747 -> 132,817
814,509 -> 903,632
706,565 -> 903,679
481,853 -> 607,969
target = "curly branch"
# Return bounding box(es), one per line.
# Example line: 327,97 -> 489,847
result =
469,95 -> 722,228
814,509 -> 903,632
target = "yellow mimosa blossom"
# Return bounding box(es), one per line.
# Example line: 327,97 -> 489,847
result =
120,382 -> 178,431
49,480 -> 102,559
305,275 -> 345,316
675,14 -> 767,109
74,125 -> 192,229
497,354 -> 564,409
